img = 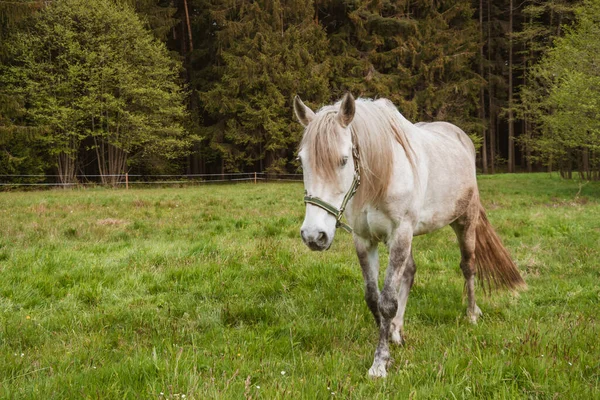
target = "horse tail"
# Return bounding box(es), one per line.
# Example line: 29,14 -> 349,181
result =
475,203 -> 527,293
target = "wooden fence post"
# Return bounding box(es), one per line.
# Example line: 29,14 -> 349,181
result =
254,172 -> 257,184
125,172 -> 129,190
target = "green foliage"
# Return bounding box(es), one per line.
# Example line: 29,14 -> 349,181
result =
1,0 -> 596,177
328,0 -> 480,127
0,1 -> 43,41
199,0 -> 331,173
194,0 -> 483,173
0,125 -> 48,180
0,0 -> 190,181
0,176 -> 599,397
523,0 -> 600,177
0,1 -> 48,177
118,0 -> 179,41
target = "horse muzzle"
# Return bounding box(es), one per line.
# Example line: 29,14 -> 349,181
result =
300,227 -> 332,251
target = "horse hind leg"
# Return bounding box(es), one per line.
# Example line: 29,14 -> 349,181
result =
451,204 -> 483,324
390,250 -> 416,345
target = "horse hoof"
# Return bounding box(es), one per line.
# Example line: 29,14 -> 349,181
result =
390,330 -> 404,345
368,363 -> 387,378
468,305 -> 483,324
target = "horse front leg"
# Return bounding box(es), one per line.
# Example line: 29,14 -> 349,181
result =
369,231 -> 412,378
390,250 -> 416,345
354,237 -> 381,327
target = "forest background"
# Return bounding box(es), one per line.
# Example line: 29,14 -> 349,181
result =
1,0 -> 599,184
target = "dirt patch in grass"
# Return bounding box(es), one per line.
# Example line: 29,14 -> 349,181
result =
30,203 -> 48,214
546,196 -> 589,207
132,199 -> 149,208
97,218 -> 129,226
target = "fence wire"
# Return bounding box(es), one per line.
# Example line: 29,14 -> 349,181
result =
0,172 -> 302,189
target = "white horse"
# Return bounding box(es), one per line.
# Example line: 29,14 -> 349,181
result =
294,93 -> 526,378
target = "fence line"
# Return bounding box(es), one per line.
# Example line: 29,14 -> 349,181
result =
0,172 -> 270,178
0,172 -> 303,188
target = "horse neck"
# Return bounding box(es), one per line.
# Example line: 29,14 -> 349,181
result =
350,114 -> 419,211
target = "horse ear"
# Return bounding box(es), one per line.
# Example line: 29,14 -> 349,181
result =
294,96 -> 316,127
337,92 -> 355,128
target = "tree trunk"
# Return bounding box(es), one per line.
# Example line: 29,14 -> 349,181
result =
94,137 -> 127,186
183,0 -> 193,52
487,0 -> 495,174
57,133 -> 78,186
582,148 -> 590,180
507,0 -> 515,173
524,33 -> 533,173
57,152 -> 76,186
526,120 -> 532,172
479,0 -> 488,174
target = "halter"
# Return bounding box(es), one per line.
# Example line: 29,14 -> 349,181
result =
303,144 -> 361,233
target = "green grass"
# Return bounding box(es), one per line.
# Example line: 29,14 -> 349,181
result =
0,173 -> 599,399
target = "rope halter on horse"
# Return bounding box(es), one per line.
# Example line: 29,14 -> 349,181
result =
303,144 -> 361,233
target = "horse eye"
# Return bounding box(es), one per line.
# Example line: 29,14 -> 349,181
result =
341,156 -> 348,167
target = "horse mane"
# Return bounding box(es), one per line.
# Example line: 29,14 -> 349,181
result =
300,98 -> 415,210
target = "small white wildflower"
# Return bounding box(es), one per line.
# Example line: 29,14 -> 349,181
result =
541,354 -> 544,357
568,362 -> 572,366
256,385 -> 260,389
20,353 -> 24,357
331,392 -> 336,396
182,395 -> 186,399
281,370 -> 286,375
160,393 -> 164,396
327,387 -> 330,390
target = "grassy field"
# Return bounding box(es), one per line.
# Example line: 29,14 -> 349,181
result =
0,174 -> 599,399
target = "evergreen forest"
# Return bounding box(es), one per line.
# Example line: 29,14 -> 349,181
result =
1,0 -> 599,184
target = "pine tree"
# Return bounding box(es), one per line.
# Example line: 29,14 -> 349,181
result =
199,0 -> 331,173
321,0 -> 480,137
119,0 -> 179,41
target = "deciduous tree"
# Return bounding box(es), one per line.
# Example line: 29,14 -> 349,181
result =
1,0 -> 190,184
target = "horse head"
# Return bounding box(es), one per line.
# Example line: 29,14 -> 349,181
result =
294,93 -> 358,251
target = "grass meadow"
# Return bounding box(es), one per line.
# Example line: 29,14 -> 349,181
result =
0,174 -> 599,399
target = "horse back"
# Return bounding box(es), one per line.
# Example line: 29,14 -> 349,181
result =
413,121 -> 476,161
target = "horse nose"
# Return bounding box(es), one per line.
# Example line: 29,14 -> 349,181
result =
317,231 -> 326,242
301,228 -> 329,250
